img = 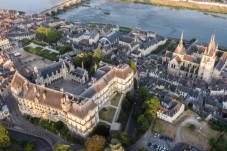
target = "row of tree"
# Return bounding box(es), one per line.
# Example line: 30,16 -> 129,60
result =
0,123 -> 10,149
134,87 -> 161,133
54,135 -> 125,151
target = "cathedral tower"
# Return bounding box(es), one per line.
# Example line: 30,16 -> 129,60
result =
198,35 -> 217,83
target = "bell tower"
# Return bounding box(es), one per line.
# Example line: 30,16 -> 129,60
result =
198,35 -> 217,83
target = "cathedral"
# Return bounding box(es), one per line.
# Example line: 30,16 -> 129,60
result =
164,33 -> 227,83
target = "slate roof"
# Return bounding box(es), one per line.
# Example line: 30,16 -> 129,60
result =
94,70 -> 106,80
74,31 -> 84,39
72,67 -> 86,78
119,35 -> 134,44
38,62 -> 62,79
89,30 -> 99,39
132,49 -> 141,55
106,31 -> 122,43
178,85 -> 193,94
80,87 -> 96,98
140,39 -> 158,50
11,72 -> 97,119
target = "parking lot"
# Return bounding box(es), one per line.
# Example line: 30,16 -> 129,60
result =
10,48 -> 53,72
146,132 -> 173,151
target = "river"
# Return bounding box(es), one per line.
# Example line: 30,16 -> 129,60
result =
1,0 -> 227,46
0,0 -> 63,14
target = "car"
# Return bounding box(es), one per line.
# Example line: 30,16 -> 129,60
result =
147,142 -> 152,147
153,144 -> 157,147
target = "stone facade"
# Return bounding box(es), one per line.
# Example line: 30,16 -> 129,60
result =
34,59 -> 89,86
157,96 -> 185,123
10,62 -> 134,137
166,33 -> 226,83
0,37 -> 11,51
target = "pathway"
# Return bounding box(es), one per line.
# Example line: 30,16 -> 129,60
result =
175,115 -> 200,142
4,94 -> 83,149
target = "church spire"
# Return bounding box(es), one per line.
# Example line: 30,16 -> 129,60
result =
206,34 -> 217,56
174,31 -> 186,55
82,60 -> 84,69
180,31 -> 184,44
94,63 -> 97,73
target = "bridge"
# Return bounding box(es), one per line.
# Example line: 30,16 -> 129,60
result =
39,0 -> 82,15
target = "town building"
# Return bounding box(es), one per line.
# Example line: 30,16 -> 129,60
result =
34,59 -> 89,86
157,95 -> 185,123
99,31 -> 123,48
138,35 -> 166,56
0,96 -> 9,120
10,61 -> 134,137
7,31 -> 35,40
72,30 -> 100,45
0,37 -> 11,51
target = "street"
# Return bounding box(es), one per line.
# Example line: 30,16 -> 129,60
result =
4,94 -> 83,150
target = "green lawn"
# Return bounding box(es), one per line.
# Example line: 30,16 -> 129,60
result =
211,133 -> 227,151
111,93 -> 122,107
36,47 -> 43,51
24,46 -> 58,61
99,107 -> 116,123
33,40 -> 48,47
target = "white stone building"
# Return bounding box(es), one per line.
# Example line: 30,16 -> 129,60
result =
8,32 -> 35,40
0,37 -> 11,51
10,62 -> 134,137
157,96 -> 185,123
72,30 -> 100,45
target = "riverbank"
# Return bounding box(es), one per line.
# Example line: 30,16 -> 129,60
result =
50,0 -> 90,16
121,0 -> 227,14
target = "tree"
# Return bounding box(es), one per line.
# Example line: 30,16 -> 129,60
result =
126,92 -> 133,103
54,144 -> 73,151
138,86 -> 151,102
92,124 -> 110,138
137,114 -> 149,132
137,147 -> 148,151
143,96 -> 160,119
0,123 -> 10,148
188,124 -> 196,131
85,135 -> 106,151
46,29 -> 62,44
209,137 -> 216,146
93,50 -> 102,61
25,142 -> 36,151
128,60 -> 137,73
118,132 -> 130,147
57,45 -> 72,54
106,139 -> 124,151
21,38 -> 31,46
36,27 -> 61,44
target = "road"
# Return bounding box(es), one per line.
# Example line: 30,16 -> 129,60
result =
4,94 -> 83,150
125,90 -> 138,136
8,129 -> 52,151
